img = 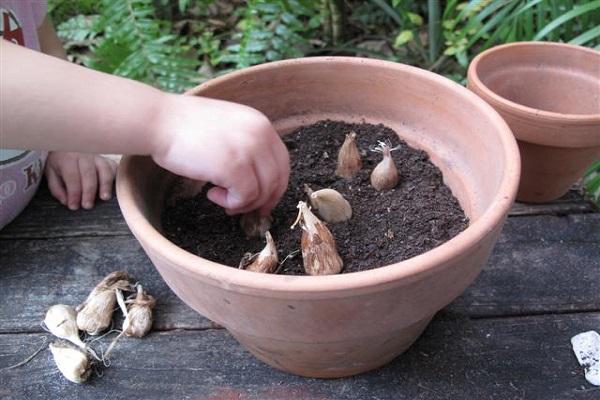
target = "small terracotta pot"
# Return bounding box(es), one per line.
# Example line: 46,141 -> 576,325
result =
117,57 -> 519,378
468,42 -> 600,203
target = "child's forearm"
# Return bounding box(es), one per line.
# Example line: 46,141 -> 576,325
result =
1,39 -> 164,155
2,39 -> 290,215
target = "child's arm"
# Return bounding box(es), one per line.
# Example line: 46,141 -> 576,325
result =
1,39 -> 290,215
36,16 -> 118,210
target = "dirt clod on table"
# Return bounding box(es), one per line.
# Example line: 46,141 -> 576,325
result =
161,120 -> 469,275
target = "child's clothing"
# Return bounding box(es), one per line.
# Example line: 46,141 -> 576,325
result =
0,1 -> 48,229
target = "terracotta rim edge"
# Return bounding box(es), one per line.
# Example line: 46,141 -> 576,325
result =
117,57 -> 521,294
467,41 -> 600,124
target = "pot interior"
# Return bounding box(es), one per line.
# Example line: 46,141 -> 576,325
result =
187,58 -> 515,222
474,44 -> 600,116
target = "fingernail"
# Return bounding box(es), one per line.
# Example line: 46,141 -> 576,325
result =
69,203 -> 79,211
83,201 -> 93,210
101,192 -> 111,201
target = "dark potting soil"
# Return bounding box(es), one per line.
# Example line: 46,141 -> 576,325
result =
161,120 -> 468,275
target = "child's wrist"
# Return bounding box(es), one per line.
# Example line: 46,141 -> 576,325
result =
149,92 -> 178,160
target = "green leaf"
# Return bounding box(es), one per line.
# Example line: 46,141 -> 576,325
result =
407,12 -> 423,26
394,30 -> 414,47
370,0 -> 404,26
569,25 -> 600,46
444,46 -> 458,56
178,0 -> 191,13
534,0 -> 600,41
57,15 -> 101,43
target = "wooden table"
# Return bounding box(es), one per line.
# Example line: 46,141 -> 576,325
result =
1,185 -> 599,400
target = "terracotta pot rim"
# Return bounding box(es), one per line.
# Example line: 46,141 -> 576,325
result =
468,41 -> 600,124
117,57 -> 520,294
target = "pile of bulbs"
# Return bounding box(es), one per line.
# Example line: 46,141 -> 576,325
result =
236,131 -> 400,276
43,271 -> 155,383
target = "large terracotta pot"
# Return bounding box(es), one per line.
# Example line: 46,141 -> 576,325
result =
117,57 -> 519,378
468,42 -> 600,203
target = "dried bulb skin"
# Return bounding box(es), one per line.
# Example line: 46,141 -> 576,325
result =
292,202 -> 343,275
76,271 -> 131,335
307,187 -> 352,223
49,342 -> 91,384
240,211 -> 272,238
123,285 -> 156,338
370,145 -> 399,191
44,305 -> 86,349
242,231 -> 279,273
168,177 -> 205,206
336,132 -> 362,179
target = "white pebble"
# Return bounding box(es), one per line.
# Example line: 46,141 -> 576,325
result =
571,330 -> 600,386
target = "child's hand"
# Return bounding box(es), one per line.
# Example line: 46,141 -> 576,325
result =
45,152 -> 118,210
152,95 -> 290,216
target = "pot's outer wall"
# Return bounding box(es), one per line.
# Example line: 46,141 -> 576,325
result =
468,42 -> 600,203
118,57 -> 520,377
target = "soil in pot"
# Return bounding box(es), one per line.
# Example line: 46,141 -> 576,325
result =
161,120 -> 468,275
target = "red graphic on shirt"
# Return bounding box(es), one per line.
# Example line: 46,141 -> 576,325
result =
0,8 -> 24,46
22,159 -> 42,190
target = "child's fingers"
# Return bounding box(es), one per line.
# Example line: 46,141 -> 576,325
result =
45,166 -> 67,206
59,160 -> 82,211
259,172 -> 288,217
207,161 -> 260,211
78,156 -> 98,210
95,157 -> 117,201
207,175 -> 259,213
234,154 -> 279,216
262,141 -> 290,215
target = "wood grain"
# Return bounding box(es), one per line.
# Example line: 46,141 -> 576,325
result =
1,313 -> 598,400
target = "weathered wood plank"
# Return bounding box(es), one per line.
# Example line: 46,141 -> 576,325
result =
509,187 -> 597,216
510,201 -> 597,216
0,186 -> 130,239
0,183 -> 596,240
1,214 -> 598,332
0,236 -> 214,333
449,213 -> 600,317
1,312 -> 599,400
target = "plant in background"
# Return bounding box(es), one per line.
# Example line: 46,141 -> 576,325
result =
218,0 -> 322,69
584,161 -> 600,207
54,0 -> 201,92
439,0 -> 600,70
369,0 -> 600,80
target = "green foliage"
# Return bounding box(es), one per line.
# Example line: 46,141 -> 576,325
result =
51,0 -> 600,91
218,0 -> 322,69
584,160 -> 600,207
365,0 -> 600,74
54,0 -> 201,92
440,0 -> 600,68
48,0 -> 99,26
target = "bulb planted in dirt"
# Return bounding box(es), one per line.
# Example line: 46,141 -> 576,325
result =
304,185 -> 352,223
291,201 -> 343,275
240,211 -> 272,238
335,132 -> 362,179
239,231 -> 279,273
371,142 -> 400,191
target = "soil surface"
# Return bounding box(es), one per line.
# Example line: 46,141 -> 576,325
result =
161,120 -> 468,275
